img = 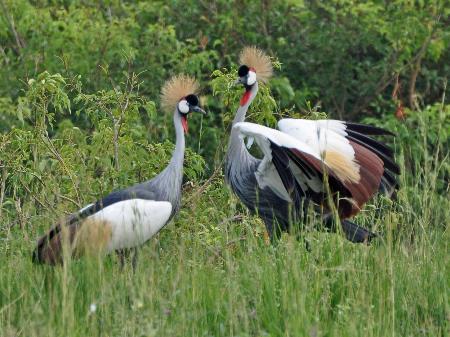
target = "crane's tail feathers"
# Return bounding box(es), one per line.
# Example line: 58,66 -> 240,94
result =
341,219 -> 377,243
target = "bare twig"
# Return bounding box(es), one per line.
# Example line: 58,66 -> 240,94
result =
18,179 -> 50,211
106,59 -> 136,173
112,117 -> 120,171
184,162 -> 224,207
13,195 -> 25,230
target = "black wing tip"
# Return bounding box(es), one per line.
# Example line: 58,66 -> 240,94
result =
348,134 -> 400,175
380,178 -> 399,195
345,122 -> 396,137
388,162 -> 401,175
346,130 -> 394,157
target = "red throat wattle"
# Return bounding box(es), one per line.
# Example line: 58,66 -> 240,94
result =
240,90 -> 252,106
181,115 -> 188,134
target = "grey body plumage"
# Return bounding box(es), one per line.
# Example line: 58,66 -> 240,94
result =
225,82 -> 303,238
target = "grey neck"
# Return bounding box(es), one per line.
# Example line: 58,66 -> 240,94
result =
227,82 -> 259,159
147,110 -> 185,213
166,110 -> 186,172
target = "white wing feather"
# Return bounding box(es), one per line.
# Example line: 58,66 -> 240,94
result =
278,119 -> 360,183
234,122 -> 321,158
278,119 -> 353,159
233,122 -> 323,201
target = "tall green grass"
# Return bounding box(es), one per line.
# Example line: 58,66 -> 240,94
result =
1,106 -> 448,337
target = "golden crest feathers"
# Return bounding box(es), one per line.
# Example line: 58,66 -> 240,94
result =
161,75 -> 199,112
239,46 -> 273,83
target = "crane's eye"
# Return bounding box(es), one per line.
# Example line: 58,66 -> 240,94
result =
238,65 -> 249,77
177,100 -> 189,114
185,94 -> 199,106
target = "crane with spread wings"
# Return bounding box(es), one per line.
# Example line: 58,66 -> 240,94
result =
225,47 -> 399,243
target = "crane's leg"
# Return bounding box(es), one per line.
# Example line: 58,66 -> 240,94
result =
117,249 -> 126,270
264,218 -> 282,244
116,248 -> 138,271
131,247 -> 138,272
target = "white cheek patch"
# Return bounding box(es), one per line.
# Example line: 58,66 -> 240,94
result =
178,100 -> 189,114
247,71 -> 257,85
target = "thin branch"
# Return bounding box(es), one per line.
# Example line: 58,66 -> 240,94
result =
18,178 -> 52,211
183,162 -> 224,207
40,133 -> 81,205
408,16 -> 440,109
0,165 -> 6,218
0,0 -> 26,54
351,51 -> 399,116
21,169 -> 81,209
217,215 -> 244,227
0,43 -> 9,65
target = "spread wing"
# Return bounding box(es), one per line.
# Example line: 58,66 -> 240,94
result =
278,119 -> 399,197
233,119 -> 399,218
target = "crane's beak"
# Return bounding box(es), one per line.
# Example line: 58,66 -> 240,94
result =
233,78 -> 243,87
192,106 -> 207,115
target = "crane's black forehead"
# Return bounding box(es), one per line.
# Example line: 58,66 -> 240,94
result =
238,65 -> 249,77
185,94 -> 199,106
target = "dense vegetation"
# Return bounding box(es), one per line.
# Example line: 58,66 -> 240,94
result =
0,1 -> 448,336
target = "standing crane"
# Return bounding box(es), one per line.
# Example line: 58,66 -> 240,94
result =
33,75 -> 206,266
225,47 -> 399,243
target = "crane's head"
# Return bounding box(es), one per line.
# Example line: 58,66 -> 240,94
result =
161,75 -> 206,133
236,46 -> 273,88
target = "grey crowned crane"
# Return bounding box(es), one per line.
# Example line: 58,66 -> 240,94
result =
225,47 -> 399,243
33,75 -> 206,265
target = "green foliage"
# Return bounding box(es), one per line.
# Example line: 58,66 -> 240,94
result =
18,71 -> 71,128
364,102 -> 449,195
